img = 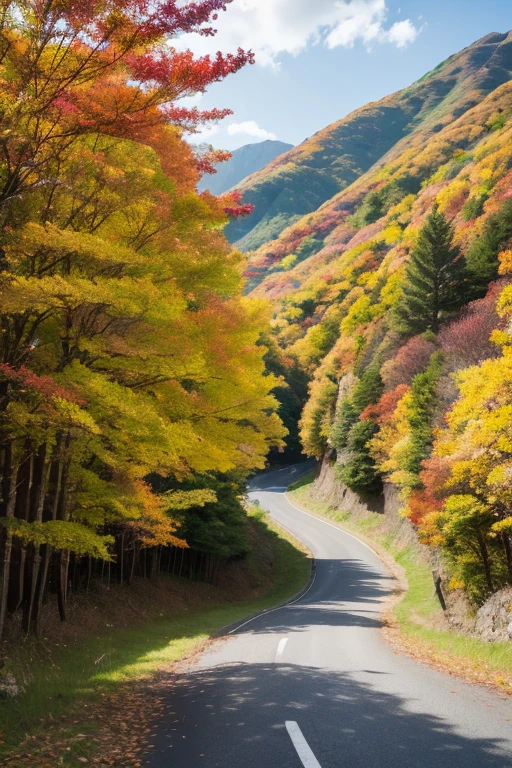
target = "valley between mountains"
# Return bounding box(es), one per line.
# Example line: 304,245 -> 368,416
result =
1,14 -> 512,768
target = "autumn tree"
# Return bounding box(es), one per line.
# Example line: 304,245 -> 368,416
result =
417,254 -> 512,598
0,0 -> 287,638
466,200 -> 512,293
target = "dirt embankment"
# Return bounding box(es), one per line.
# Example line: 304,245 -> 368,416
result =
308,458 -> 512,644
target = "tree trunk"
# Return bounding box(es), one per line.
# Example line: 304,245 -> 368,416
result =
9,451 -> 33,614
477,531 -> 494,593
23,445 -> 50,634
57,550 -> 70,622
502,532 -> 512,584
128,540 -> 136,586
118,531 -> 125,586
55,434 -> 71,622
0,447 -> 20,638
33,440 -> 64,629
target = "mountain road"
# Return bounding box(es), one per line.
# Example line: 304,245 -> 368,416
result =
145,463 -> 512,768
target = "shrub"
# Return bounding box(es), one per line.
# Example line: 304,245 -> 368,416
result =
337,420 -> 382,494
438,286 -> 502,369
462,193 -> 488,221
381,334 -> 437,390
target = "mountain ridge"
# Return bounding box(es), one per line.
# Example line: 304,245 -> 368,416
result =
198,139 -> 293,196
228,31 -> 512,256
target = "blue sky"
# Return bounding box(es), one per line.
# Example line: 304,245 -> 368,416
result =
181,0 -> 511,150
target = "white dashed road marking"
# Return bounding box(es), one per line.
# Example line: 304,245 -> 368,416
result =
275,637 -> 288,660
285,721 -> 322,768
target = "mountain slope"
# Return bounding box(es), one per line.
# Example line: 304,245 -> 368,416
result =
248,33 -> 512,603
230,32 -> 512,255
198,140 -> 292,196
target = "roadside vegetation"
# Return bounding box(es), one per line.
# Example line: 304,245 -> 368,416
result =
0,0 -> 286,643
288,470 -> 512,693
0,507 -> 310,767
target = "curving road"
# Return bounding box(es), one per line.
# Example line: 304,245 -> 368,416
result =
145,463 -> 512,768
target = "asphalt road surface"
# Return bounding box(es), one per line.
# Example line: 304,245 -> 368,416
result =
145,463 -> 512,768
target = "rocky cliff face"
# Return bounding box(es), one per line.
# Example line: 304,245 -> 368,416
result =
313,457 -> 420,551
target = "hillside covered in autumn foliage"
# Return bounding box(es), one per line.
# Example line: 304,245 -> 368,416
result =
230,32 -> 511,256
243,31 -> 512,603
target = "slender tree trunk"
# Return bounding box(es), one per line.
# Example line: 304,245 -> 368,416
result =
128,540 -> 136,586
477,531 -> 494,593
87,557 -> 92,592
12,452 -> 34,613
0,446 -> 20,638
55,434 -> 71,622
119,530 -> 125,586
23,445 -> 50,635
57,550 -> 70,622
34,437 -> 65,625
502,532 -> 512,584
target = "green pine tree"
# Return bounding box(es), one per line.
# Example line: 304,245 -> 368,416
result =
395,204 -> 466,335
466,199 -> 512,294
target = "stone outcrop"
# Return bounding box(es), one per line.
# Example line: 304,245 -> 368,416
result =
475,588 -> 512,642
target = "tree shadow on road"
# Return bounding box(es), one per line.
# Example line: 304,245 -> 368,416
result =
146,661 -> 512,767
236,558 -> 394,634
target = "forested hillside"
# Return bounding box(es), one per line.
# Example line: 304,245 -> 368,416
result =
245,32 -> 512,602
231,32 -> 511,256
198,140 -> 293,196
0,0 -> 286,639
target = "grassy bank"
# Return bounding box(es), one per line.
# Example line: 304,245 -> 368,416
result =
0,509 -> 310,766
288,470 -> 512,692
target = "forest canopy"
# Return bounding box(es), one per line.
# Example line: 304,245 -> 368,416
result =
0,0 -> 285,636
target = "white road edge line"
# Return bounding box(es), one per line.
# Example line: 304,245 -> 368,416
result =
275,637 -> 288,660
284,491 -> 377,555
285,721 -> 322,768
227,557 -> 317,634
228,480 -> 384,636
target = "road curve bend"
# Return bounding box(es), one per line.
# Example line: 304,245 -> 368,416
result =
145,463 -> 512,768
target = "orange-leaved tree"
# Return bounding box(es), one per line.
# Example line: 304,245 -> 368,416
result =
0,0 -> 284,636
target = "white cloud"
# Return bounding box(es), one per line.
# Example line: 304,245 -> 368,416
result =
177,0 -> 420,68
188,120 -> 277,146
227,121 -> 277,140
383,19 -> 418,48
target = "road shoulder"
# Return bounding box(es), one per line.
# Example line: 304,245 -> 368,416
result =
287,481 -> 512,697
1,509 -> 310,767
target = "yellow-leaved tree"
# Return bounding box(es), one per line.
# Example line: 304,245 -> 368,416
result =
0,0 -> 285,636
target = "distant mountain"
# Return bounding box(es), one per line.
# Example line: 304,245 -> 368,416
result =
229,32 -> 512,254
197,140 -> 293,196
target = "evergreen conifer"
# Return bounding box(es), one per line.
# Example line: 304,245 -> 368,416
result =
395,204 -> 465,335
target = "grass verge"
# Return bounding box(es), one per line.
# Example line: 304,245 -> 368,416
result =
288,472 -> 512,693
0,509 -> 310,766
